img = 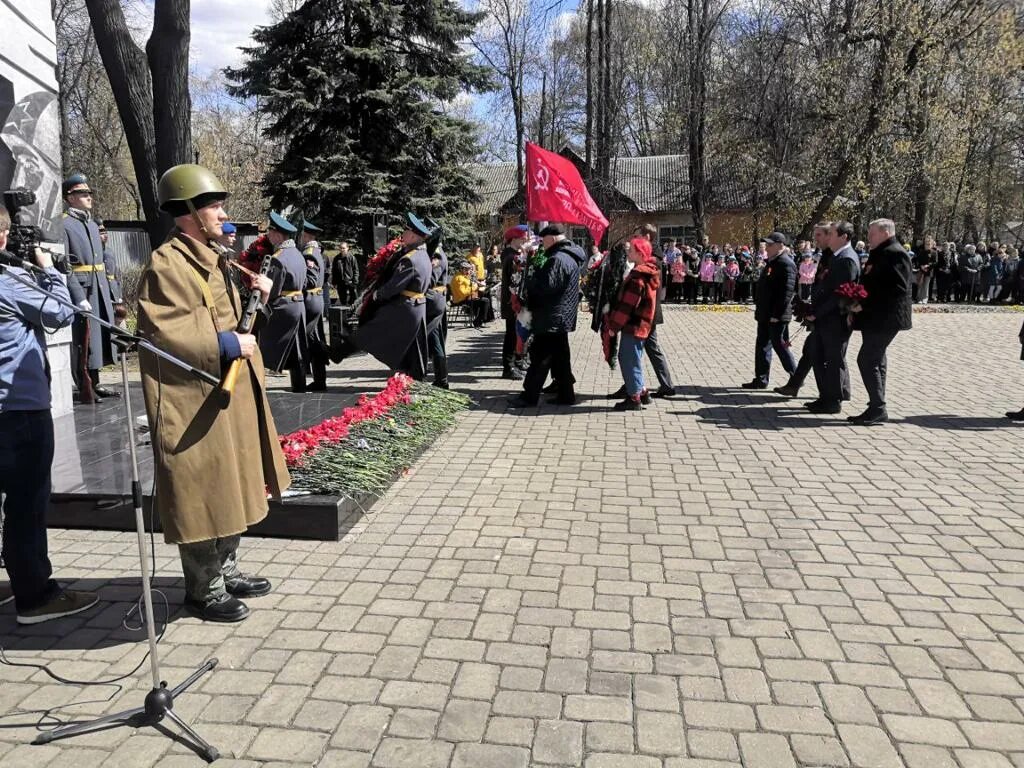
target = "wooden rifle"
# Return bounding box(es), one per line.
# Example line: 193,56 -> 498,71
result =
221,244 -> 274,396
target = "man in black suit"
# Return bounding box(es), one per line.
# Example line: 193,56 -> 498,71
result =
805,221 -> 860,415
1008,319 -> 1024,421
850,218 -> 913,425
742,233 -> 797,389
775,222 -> 832,398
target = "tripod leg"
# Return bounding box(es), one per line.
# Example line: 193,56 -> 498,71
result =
32,703 -> 145,745
164,708 -> 220,763
168,658 -> 218,698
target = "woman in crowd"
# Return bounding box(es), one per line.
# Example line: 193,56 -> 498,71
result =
467,245 -> 487,283
606,238 -> 661,411
798,251 -> 817,301
450,260 -> 491,327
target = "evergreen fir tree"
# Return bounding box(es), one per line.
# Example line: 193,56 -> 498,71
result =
226,0 -> 490,242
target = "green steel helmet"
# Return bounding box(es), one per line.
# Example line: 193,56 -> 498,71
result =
157,164 -> 228,213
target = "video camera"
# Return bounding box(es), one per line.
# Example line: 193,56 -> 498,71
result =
3,188 -> 44,260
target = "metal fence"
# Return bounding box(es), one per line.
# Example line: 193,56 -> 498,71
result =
103,223 -> 262,274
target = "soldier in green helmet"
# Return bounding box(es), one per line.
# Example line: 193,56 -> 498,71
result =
136,163 -> 291,623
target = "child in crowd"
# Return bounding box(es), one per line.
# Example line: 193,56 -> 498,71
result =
699,254 -> 716,304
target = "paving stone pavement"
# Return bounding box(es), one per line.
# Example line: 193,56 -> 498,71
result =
1,306 -> 1023,768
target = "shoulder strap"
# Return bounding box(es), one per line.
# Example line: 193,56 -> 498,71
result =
183,259 -> 221,333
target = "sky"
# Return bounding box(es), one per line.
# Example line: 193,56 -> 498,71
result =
187,0 -> 274,76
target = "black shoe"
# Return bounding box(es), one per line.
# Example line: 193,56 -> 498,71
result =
1006,409 -> 1024,422
308,382 -> 327,392
806,401 -> 841,415
93,387 -> 120,398
434,381 -> 450,390
547,396 -> 576,406
774,384 -> 800,398
848,408 -> 887,425
741,380 -> 768,390
508,395 -> 538,408
640,390 -> 652,405
542,382 -> 559,394
607,385 -> 627,399
613,397 -> 643,411
803,399 -> 823,409
225,575 -> 272,598
650,387 -> 676,398
184,595 -> 250,623
502,368 -> 525,381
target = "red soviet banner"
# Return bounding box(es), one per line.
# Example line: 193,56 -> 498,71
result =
525,142 -> 609,245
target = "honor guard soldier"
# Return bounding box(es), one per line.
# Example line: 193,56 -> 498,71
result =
62,174 -> 118,402
137,164 -> 290,622
345,212 -> 433,379
96,219 -> 128,327
425,221 -> 449,388
298,218 -> 329,391
259,211 -> 309,392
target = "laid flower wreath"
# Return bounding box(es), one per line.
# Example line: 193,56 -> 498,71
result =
279,373 -> 471,498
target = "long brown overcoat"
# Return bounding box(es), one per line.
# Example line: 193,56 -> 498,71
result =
137,232 -> 291,544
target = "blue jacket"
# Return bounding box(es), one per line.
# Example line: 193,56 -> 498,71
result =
526,239 -> 586,334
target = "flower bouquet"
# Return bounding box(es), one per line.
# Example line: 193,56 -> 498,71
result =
280,373 -> 471,497
836,281 -> 867,313
356,237 -> 406,321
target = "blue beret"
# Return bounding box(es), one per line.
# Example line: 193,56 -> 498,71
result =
221,222 -> 236,235
405,212 -> 432,238
268,211 -> 297,235
302,219 -> 322,233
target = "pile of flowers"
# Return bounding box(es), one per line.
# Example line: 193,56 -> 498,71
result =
278,373 -> 471,497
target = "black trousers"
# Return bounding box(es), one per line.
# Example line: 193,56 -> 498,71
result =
643,326 -> 674,390
523,331 -> 573,403
428,320 -> 448,386
502,315 -> 523,370
857,329 -> 899,410
0,410 -> 59,613
754,320 -> 796,384
811,316 -> 852,405
790,329 -> 815,388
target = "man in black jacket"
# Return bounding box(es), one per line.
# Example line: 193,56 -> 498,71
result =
500,225 -> 530,380
331,241 -> 359,306
743,232 -> 797,389
511,224 -> 586,407
850,218 -> 913,425
805,221 -> 860,414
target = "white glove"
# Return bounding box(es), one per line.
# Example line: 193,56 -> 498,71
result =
79,300 -> 92,312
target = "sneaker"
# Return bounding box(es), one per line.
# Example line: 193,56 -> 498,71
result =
0,584 -> 13,606
17,590 -> 98,625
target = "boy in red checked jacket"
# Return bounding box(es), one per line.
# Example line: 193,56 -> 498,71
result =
606,237 -> 661,411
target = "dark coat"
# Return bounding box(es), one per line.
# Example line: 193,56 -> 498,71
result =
63,210 -> 116,368
526,239 -> 586,334
500,246 -> 518,318
755,252 -> 797,322
854,237 -> 913,333
652,255 -> 665,325
102,247 -> 123,304
811,244 -> 860,321
355,245 -> 432,371
426,247 -> 448,334
259,241 -> 308,371
331,252 -> 359,295
302,241 -> 327,354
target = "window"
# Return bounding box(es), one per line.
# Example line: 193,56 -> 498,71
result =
659,225 -> 697,245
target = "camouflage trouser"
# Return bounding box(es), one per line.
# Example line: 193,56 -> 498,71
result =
178,535 -> 242,604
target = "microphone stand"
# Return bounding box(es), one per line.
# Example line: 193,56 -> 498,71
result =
0,262 -> 222,762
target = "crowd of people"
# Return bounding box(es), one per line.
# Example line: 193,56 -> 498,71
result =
655,236 -> 1024,307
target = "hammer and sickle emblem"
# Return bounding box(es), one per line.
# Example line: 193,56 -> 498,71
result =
534,164 -> 550,191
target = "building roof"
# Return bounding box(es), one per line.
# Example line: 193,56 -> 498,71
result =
467,149 -> 766,216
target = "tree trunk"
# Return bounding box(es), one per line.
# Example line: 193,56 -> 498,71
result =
83,0 -> 160,245
148,0 -> 193,174
584,0 -> 594,170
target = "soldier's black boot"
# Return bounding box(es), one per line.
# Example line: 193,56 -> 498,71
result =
433,355 -> 449,389
289,366 -> 307,393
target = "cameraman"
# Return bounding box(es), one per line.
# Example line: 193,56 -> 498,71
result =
0,205 -> 99,624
